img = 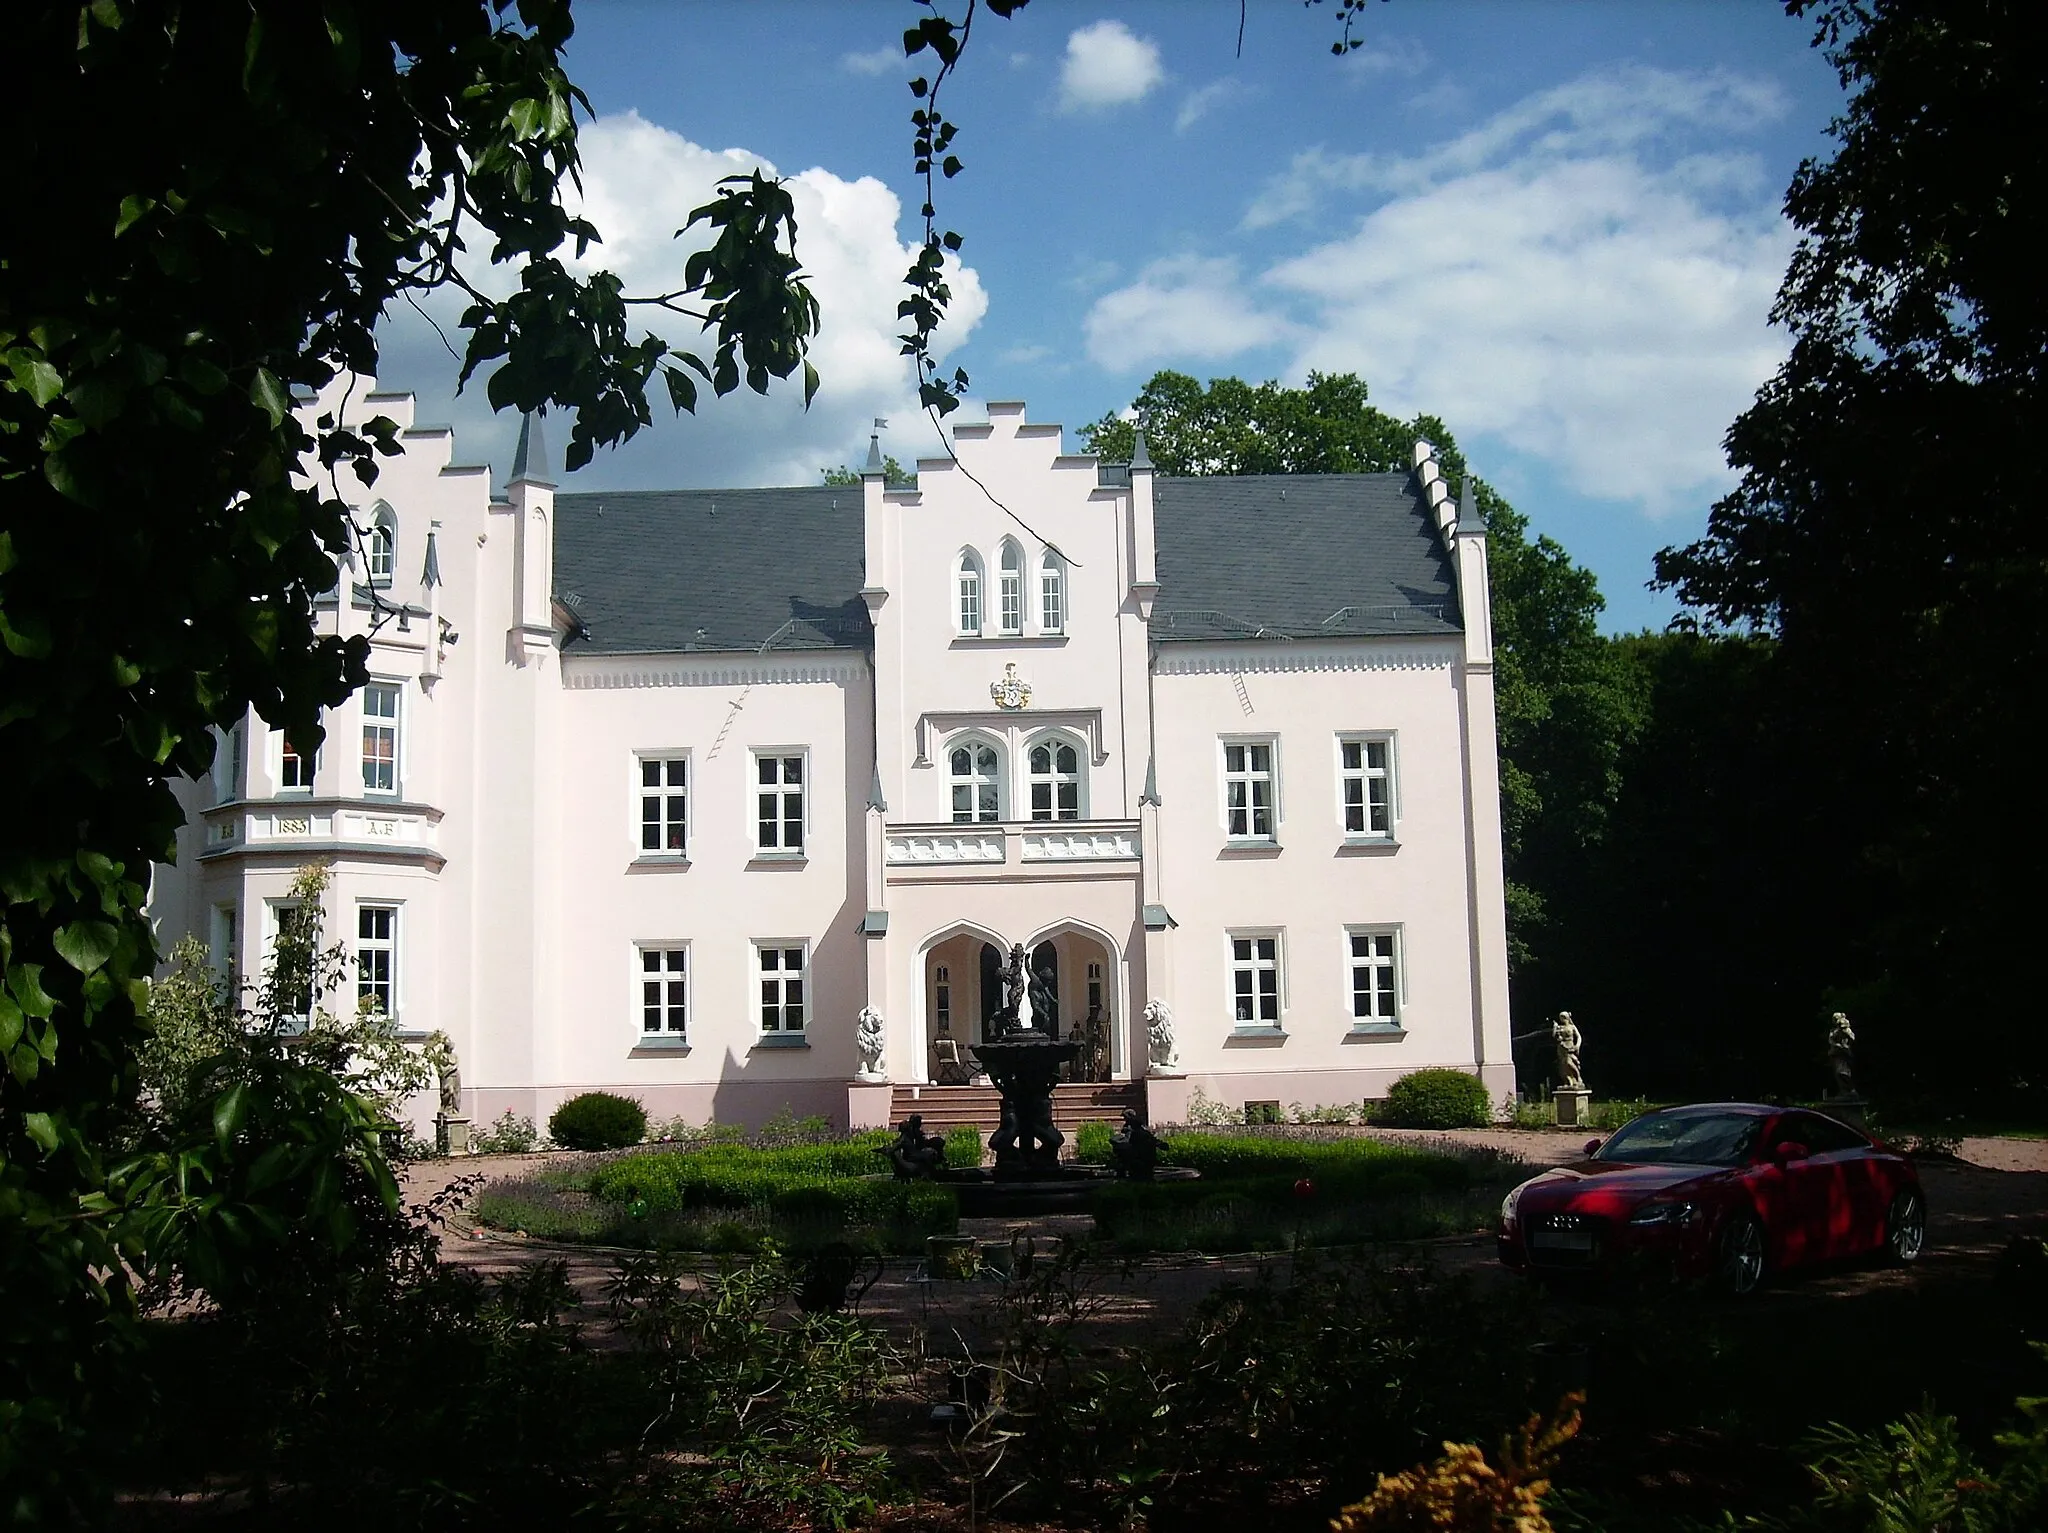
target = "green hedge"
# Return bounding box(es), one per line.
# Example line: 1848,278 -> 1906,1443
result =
1381,1069 -> 1493,1130
1156,1131 -> 1467,1190
587,1135 -> 893,1211
944,1124 -> 984,1170
1073,1121 -> 1113,1164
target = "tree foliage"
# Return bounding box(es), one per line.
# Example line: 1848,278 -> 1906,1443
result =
1,0 -> 822,1508
1082,372 -> 1627,967
1655,0 -> 2048,1102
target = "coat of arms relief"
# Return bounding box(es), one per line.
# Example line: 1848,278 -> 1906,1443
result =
989,663 -> 1032,710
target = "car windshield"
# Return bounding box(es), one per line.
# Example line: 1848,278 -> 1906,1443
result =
1595,1112 -> 1762,1167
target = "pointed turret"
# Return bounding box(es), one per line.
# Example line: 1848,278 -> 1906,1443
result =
508,410 -> 555,490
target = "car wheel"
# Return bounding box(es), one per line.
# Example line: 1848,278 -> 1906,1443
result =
1714,1212 -> 1766,1296
1885,1189 -> 1927,1264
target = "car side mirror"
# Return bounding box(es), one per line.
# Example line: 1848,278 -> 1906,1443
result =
1583,1138 -> 1603,1158
1774,1141 -> 1810,1163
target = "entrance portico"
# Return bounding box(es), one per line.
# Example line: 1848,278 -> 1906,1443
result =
916,922 -> 1122,1085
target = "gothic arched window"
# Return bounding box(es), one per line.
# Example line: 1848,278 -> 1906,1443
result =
955,549 -> 983,636
997,540 -> 1024,635
948,737 -> 1003,823
1039,550 -> 1065,634
1027,733 -> 1083,821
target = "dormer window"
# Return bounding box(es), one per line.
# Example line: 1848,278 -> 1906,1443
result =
1039,551 -> 1065,635
956,551 -> 983,636
997,540 -> 1024,635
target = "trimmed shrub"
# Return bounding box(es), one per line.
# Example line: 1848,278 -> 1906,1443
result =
548,1091 -> 648,1151
1073,1121 -> 1113,1164
944,1123 -> 984,1169
1382,1068 -> 1492,1130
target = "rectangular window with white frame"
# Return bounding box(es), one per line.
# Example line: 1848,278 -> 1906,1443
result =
638,755 -> 689,857
754,751 -> 806,855
1221,738 -> 1278,842
277,724 -> 317,793
361,682 -> 401,795
638,944 -> 688,1038
1339,736 -> 1394,839
757,942 -> 808,1034
1347,927 -> 1402,1028
212,720 -> 245,803
1229,931 -> 1283,1026
356,904 -> 399,1018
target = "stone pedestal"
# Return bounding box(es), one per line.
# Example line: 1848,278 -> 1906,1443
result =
1142,1073 -> 1192,1126
847,1079 -> 895,1132
1552,1089 -> 1591,1130
437,1113 -> 472,1156
1821,1096 -> 1869,1131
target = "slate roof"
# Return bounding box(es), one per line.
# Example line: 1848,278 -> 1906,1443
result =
554,487 -> 871,654
1151,475 -> 1460,641
552,472 -> 1459,656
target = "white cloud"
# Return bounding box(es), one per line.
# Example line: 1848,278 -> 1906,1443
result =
840,47 -> 899,77
1083,255 -> 1292,372
372,112 -> 986,491
1058,20 -> 1164,112
1085,66 -> 1793,515
1176,77 -> 1250,133
1337,35 -> 1430,78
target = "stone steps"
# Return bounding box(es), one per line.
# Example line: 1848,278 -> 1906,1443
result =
888,1081 -> 1143,1133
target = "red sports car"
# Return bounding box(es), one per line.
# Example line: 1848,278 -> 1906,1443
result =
1497,1102 -> 1926,1294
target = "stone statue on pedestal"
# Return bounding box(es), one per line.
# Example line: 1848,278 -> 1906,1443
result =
1826,1012 -> 1857,1100
1552,1011 -> 1585,1092
437,1050 -> 462,1113
1144,998 -> 1178,1074
855,1006 -> 886,1080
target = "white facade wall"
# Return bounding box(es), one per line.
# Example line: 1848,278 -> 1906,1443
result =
151,387 -> 1514,1133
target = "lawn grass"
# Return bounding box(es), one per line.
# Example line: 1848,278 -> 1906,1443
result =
1087,1127 -> 1521,1254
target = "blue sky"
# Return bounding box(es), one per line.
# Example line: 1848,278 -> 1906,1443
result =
379,1 -> 1846,632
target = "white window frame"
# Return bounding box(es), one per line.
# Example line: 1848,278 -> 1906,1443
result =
356,902 -> 400,1020
1227,929 -> 1285,1029
1337,734 -> 1396,841
365,510 -> 396,587
1025,729 -> 1086,822
1038,550 -> 1066,635
955,549 -> 984,637
636,943 -> 690,1039
636,753 -> 691,859
210,903 -> 239,985
360,681 -> 402,796
751,748 -> 808,857
1345,925 -> 1403,1029
211,719 -> 245,803
275,724 -> 317,794
265,897 -> 316,1032
1220,736 -> 1279,843
945,732 -> 1005,824
997,540 -> 1024,636
756,940 -> 810,1035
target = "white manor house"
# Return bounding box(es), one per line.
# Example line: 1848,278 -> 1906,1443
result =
150,381 -> 1516,1135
